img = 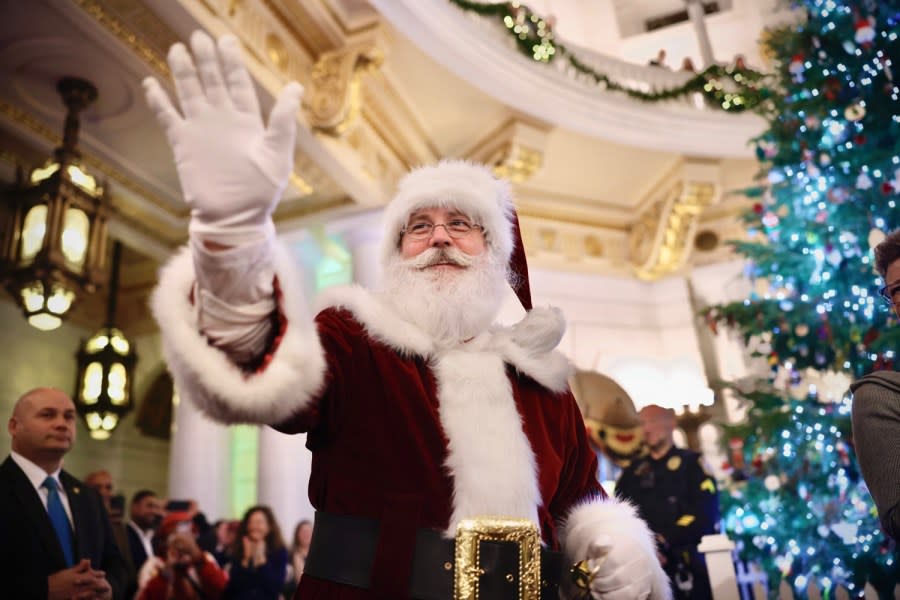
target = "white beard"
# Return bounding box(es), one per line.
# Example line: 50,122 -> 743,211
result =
379,247 -> 509,348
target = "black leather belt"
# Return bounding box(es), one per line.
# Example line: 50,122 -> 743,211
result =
304,511 -> 564,600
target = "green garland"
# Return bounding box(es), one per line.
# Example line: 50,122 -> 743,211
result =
449,0 -> 773,114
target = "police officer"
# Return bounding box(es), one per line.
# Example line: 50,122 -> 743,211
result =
616,404 -> 720,600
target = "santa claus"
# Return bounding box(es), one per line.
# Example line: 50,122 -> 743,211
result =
144,30 -> 670,600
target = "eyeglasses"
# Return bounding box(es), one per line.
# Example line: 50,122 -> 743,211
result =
879,283 -> 900,305
400,219 -> 483,240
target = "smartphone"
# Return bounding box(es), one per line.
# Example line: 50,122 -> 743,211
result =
165,499 -> 192,512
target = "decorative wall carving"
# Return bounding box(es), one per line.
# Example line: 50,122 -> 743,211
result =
304,44 -> 383,135
628,162 -> 720,280
467,119 -> 550,184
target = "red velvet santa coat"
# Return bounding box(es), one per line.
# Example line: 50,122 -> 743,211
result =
151,244 -> 669,599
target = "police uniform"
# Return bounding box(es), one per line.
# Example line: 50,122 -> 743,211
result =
616,446 -> 720,600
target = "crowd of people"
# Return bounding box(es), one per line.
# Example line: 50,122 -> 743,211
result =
116,493 -> 313,600
0,386 -> 312,600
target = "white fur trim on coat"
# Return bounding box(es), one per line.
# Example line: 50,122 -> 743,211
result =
560,499 -> 672,599
316,286 -> 573,389
434,348 -> 541,533
379,160 -> 515,271
151,243 -> 327,425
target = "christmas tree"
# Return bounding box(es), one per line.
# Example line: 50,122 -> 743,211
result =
702,0 -> 900,597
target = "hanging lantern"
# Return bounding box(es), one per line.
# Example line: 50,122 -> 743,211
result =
74,241 -> 136,440
1,77 -> 109,331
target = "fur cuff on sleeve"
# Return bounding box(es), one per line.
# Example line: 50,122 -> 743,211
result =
559,498 -> 671,599
151,243 -> 327,425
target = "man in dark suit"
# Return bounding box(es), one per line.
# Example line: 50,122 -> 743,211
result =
0,387 -> 127,599
125,489 -> 163,575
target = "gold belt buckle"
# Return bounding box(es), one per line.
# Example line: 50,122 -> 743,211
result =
454,516 -> 541,600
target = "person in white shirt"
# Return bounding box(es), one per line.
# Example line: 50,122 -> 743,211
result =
126,490 -> 164,575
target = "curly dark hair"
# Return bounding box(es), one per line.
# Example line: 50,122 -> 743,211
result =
231,505 -> 286,560
874,229 -> 900,278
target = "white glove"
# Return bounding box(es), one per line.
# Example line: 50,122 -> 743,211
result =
586,534 -> 670,600
142,31 -> 303,244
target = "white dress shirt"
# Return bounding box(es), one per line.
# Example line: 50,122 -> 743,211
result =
127,519 -> 155,563
10,450 -> 74,526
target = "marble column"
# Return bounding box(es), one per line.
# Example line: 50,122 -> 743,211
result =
168,391 -> 232,521
341,212 -> 385,289
256,426 -> 313,535
684,0 -> 715,67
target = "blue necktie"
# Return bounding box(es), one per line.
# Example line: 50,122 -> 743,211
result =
42,476 -> 75,567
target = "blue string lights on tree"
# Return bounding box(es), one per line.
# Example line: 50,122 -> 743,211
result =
704,0 -> 900,597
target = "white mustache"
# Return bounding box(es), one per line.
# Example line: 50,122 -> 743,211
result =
409,247 -> 474,269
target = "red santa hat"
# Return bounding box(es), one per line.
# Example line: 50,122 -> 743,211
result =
380,159 -> 532,310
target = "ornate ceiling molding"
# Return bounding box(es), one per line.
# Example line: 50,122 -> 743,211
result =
628,161 -> 721,280
72,0 -> 175,79
466,119 -> 550,184
304,42 -> 384,136
369,0 -> 765,158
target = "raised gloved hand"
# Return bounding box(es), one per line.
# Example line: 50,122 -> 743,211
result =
143,31 -> 302,244
584,534 -> 671,600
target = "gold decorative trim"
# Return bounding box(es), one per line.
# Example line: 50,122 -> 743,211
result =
274,196 -> 354,222
288,171 -> 313,196
71,0 -> 173,78
305,44 -> 383,136
490,144 -> 543,184
629,180 -> 718,280
259,0 -> 323,60
467,119 -> 549,185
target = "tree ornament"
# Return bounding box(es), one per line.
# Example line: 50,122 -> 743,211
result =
764,474 -> 781,491
827,187 -> 848,204
788,54 -> 805,81
891,168 -> 900,191
729,438 -> 746,470
824,77 -> 842,100
752,454 -> 764,473
854,16 -> 876,45
881,181 -> 894,195
862,326 -> 879,347
795,323 -> 810,336
844,102 -> 866,121
853,133 -> 866,145
856,172 -> 873,190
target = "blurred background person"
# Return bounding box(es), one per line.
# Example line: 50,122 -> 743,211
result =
137,527 -> 227,600
225,506 -> 287,600
283,519 -> 312,597
85,469 -> 136,594
128,490 -> 164,577
616,404 -> 720,600
204,519 -> 238,569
